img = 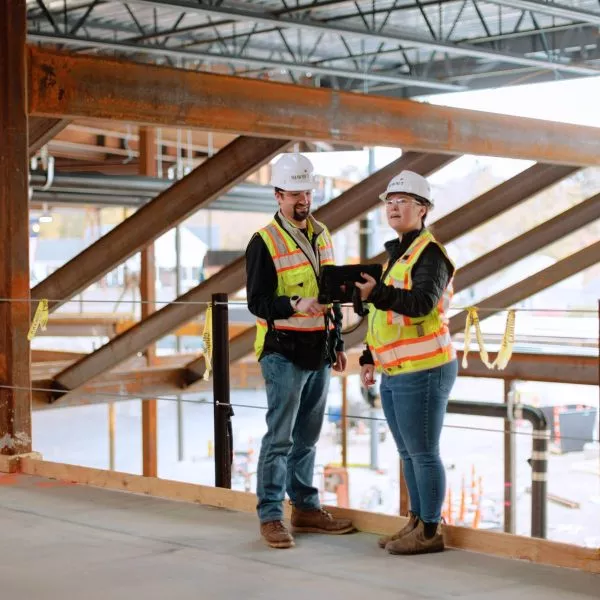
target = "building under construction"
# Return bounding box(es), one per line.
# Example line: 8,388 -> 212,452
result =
1,1 -> 599,597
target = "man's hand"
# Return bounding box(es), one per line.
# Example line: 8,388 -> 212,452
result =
355,272 -> 377,301
295,297 -> 327,315
360,364 -> 376,387
333,351 -> 347,373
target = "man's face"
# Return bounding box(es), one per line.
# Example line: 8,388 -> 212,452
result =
276,189 -> 312,223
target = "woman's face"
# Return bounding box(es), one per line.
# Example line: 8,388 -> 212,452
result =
384,193 -> 427,234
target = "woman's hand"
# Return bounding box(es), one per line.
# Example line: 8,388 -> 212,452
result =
360,364 -> 376,387
355,272 -> 377,301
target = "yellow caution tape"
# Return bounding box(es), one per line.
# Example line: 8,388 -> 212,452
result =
463,307 -> 516,370
491,309 -> 516,370
462,307 -> 492,369
202,305 -> 213,382
27,299 -> 49,341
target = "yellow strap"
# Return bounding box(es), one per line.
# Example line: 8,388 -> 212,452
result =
491,309 -> 516,370
27,299 -> 49,341
202,305 -> 213,382
462,307 -> 492,369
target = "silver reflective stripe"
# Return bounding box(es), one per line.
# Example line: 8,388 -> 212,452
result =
375,331 -> 451,364
272,251 -> 310,272
258,315 -> 327,331
263,223 -> 290,256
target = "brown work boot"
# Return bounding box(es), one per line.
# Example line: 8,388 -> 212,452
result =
377,512 -> 418,549
386,519 -> 444,555
260,520 -> 295,549
291,507 -> 355,535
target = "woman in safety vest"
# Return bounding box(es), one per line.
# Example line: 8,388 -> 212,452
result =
355,170 -> 458,556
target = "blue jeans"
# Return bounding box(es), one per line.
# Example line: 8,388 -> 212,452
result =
380,359 -> 458,523
256,353 -> 331,523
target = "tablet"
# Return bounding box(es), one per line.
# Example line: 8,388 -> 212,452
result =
318,264 -> 383,304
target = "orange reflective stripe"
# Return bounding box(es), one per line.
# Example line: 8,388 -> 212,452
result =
373,330 -> 452,367
264,225 -> 287,256
375,329 -> 446,354
383,345 -> 454,368
257,315 -> 333,332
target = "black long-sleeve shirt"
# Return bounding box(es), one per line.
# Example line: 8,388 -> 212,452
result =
246,214 -> 344,370
359,228 -> 454,366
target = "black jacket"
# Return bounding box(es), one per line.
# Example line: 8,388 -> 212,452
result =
246,213 -> 344,370
359,228 -> 454,366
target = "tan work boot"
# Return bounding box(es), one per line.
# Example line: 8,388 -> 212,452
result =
260,520 -> 295,549
377,512 -> 418,548
291,507 -> 355,535
386,519 -> 444,555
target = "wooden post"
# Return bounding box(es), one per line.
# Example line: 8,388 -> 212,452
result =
108,401 -> 116,471
399,461 -> 410,516
341,375 -> 348,468
139,127 -> 158,478
0,0 -> 32,459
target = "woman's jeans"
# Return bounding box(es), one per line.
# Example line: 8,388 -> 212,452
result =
380,359 -> 458,523
256,353 -> 331,523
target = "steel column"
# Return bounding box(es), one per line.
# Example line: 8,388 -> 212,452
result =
0,0 -> 32,455
212,293 -> 232,489
139,126 -> 158,478
33,135 -> 290,312
503,380 -> 517,534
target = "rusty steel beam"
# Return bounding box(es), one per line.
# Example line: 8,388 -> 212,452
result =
49,152 -> 453,396
196,161 -> 580,377
28,47 -> 600,166
456,351 -> 598,386
449,241 -> 600,335
32,350 -> 597,410
32,135 -> 290,312
430,164 -> 579,246
0,0 -> 32,455
28,116 -> 70,157
453,193 -> 600,292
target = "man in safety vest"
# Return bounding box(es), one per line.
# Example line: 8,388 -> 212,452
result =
246,152 -> 354,549
356,170 -> 458,556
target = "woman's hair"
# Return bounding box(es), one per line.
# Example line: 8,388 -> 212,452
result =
412,194 -> 431,226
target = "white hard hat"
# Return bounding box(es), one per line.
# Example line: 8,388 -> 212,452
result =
270,153 -> 317,191
379,170 -> 433,206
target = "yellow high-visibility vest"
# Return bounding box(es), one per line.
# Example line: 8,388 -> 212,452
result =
254,216 -> 335,359
366,229 -> 456,375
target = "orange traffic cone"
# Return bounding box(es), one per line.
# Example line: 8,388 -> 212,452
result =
458,475 -> 466,524
471,464 -> 477,505
447,486 -> 454,525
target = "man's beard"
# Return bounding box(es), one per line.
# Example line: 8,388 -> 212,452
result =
293,205 -> 310,221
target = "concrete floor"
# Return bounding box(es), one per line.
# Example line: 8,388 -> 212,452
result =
0,473 -> 597,600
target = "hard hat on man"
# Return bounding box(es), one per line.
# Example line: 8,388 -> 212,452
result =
270,153 -> 317,191
380,170 -> 433,206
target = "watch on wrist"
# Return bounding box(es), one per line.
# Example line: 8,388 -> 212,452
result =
290,295 -> 301,310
